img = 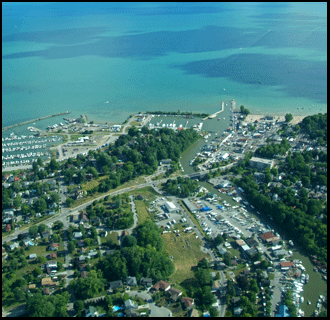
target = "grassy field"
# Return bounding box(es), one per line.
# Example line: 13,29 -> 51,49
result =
161,224 -> 210,287
131,186 -> 161,225
100,231 -> 119,245
70,134 -> 86,141
135,200 -> 153,225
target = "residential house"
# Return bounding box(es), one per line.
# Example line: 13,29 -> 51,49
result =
167,287 -> 182,301
233,307 -> 243,316
181,297 -> 194,309
75,190 -> 85,200
188,308 -> 199,317
5,224 -> 11,232
48,243 -> 60,251
273,249 -> 288,258
231,297 -> 240,307
109,280 -> 123,291
211,280 -> 222,294
41,231 -> 50,239
85,306 -> 99,317
260,231 -> 275,241
29,253 -> 37,259
91,216 -> 101,226
41,277 -> 58,286
280,261 -> 294,268
46,261 -> 58,269
151,280 -> 171,292
71,212 -> 80,223
23,236 -> 34,246
126,276 -> 137,287
245,238 -> 258,248
79,212 -> 89,223
9,242 -> 19,250
42,287 -> 50,295
49,252 -> 57,259
124,299 -> 138,310
73,232 -> 83,239
77,240 -> 86,247
99,230 -> 107,237
140,277 -> 153,288
125,309 -> 139,317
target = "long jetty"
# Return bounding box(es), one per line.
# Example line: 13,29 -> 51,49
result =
203,102 -> 225,120
2,111 -> 70,131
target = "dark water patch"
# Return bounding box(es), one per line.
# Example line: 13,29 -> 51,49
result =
2,26 -> 110,45
1,25 -> 263,60
2,3 -> 233,19
175,53 -> 327,104
2,84 -> 43,94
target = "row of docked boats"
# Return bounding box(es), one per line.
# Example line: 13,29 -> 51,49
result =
3,144 -> 47,153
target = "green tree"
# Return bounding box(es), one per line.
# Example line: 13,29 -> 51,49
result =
13,287 -> 26,301
38,223 -> 47,234
122,235 -> 137,247
209,306 -> 219,317
66,198 -> 74,207
285,113 -> 293,123
74,300 -> 85,316
13,195 -> 22,209
195,268 -> 213,287
29,225 -> 38,238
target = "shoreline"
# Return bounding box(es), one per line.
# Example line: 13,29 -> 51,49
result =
243,114 -> 308,125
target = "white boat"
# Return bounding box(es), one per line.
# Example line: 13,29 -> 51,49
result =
300,297 -> 304,303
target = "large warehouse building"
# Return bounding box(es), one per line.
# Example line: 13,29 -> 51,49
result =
164,201 -> 176,213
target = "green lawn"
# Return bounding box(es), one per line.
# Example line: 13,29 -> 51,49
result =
161,224 -> 210,287
100,231 -> 119,245
135,200 -> 153,225
24,244 -> 48,257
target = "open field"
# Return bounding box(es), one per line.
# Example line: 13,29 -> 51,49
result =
161,224 -> 210,287
101,231 -> 119,245
135,200 -> 152,225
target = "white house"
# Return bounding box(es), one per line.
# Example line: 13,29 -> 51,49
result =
73,232 -> 83,239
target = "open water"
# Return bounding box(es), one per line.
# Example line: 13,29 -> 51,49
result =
2,2 -> 327,127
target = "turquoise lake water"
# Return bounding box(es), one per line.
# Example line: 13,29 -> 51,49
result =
2,2 -> 327,127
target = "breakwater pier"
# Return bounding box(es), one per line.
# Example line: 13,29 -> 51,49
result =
2,111 -> 70,131
203,102 -> 225,120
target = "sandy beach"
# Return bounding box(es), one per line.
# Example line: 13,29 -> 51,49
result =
244,114 -> 307,125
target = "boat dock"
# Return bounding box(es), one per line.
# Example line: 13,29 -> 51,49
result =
2,111 -> 70,131
203,102 -> 225,120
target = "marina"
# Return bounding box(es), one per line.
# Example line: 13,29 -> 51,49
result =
2,132 -> 62,167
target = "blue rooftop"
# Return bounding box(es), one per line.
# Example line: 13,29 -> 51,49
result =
276,305 -> 290,317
